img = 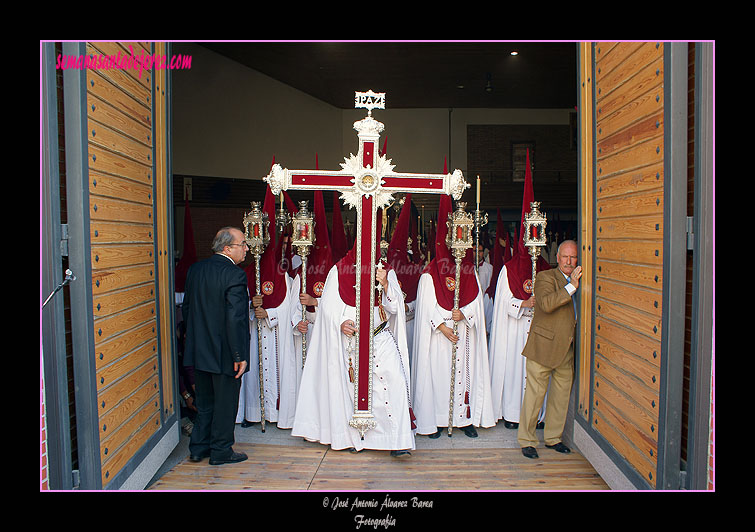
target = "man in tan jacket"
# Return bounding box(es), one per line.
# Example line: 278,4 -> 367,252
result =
518,240 -> 582,459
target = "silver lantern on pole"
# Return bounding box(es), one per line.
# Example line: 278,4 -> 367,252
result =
243,201 -> 270,433
523,201 -> 548,302
444,201 -> 474,437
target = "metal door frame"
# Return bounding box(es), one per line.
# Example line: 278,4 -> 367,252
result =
683,41 -> 714,491
41,42 -> 75,491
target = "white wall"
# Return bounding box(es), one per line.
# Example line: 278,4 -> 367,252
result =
171,42 -> 572,180
171,42 -> 344,179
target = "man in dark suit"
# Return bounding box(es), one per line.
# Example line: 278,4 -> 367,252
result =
183,227 -> 251,465
518,240 -> 582,459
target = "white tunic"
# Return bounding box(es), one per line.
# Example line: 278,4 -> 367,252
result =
487,265 -> 546,423
236,274 -> 298,428
291,265 -> 415,452
411,272 -> 496,434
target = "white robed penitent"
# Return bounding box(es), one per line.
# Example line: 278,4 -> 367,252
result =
411,272 -> 496,434
291,265 -> 415,452
236,274 -> 298,428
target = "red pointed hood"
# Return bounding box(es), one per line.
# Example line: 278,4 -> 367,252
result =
379,136 -> 387,156
174,193 -> 197,292
387,194 -> 423,303
303,190 -> 334,298
505,149 -> 550,300
503,228 -> 512,264
330,190 -> 349,264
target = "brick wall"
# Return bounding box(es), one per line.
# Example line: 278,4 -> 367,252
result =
467,123 -> 577,179
466,123 -> 578,218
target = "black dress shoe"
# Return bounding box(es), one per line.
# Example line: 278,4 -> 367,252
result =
545,442 -> 571,454
521,446 -> 539,459
240,419 -> 256,428
503,420 -> 519,429
209,451 -> 248,465
188,450 -> 210,462
390,450 -> 411,458
462,425 -> 478,438
428,428 -> 442,439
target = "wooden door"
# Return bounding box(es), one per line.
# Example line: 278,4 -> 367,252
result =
576,42 -> 691,489
61,41 -> 177,489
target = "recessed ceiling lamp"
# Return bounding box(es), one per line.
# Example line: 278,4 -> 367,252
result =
510,51 -> 519,56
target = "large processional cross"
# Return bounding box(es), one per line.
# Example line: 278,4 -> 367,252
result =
264,90 -> 470,438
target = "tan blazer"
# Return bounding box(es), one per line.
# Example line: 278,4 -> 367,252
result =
521,267 -> 576,369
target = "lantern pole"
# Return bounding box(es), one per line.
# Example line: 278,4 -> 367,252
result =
243,201 -> 270,432
291,200 -> 315,369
